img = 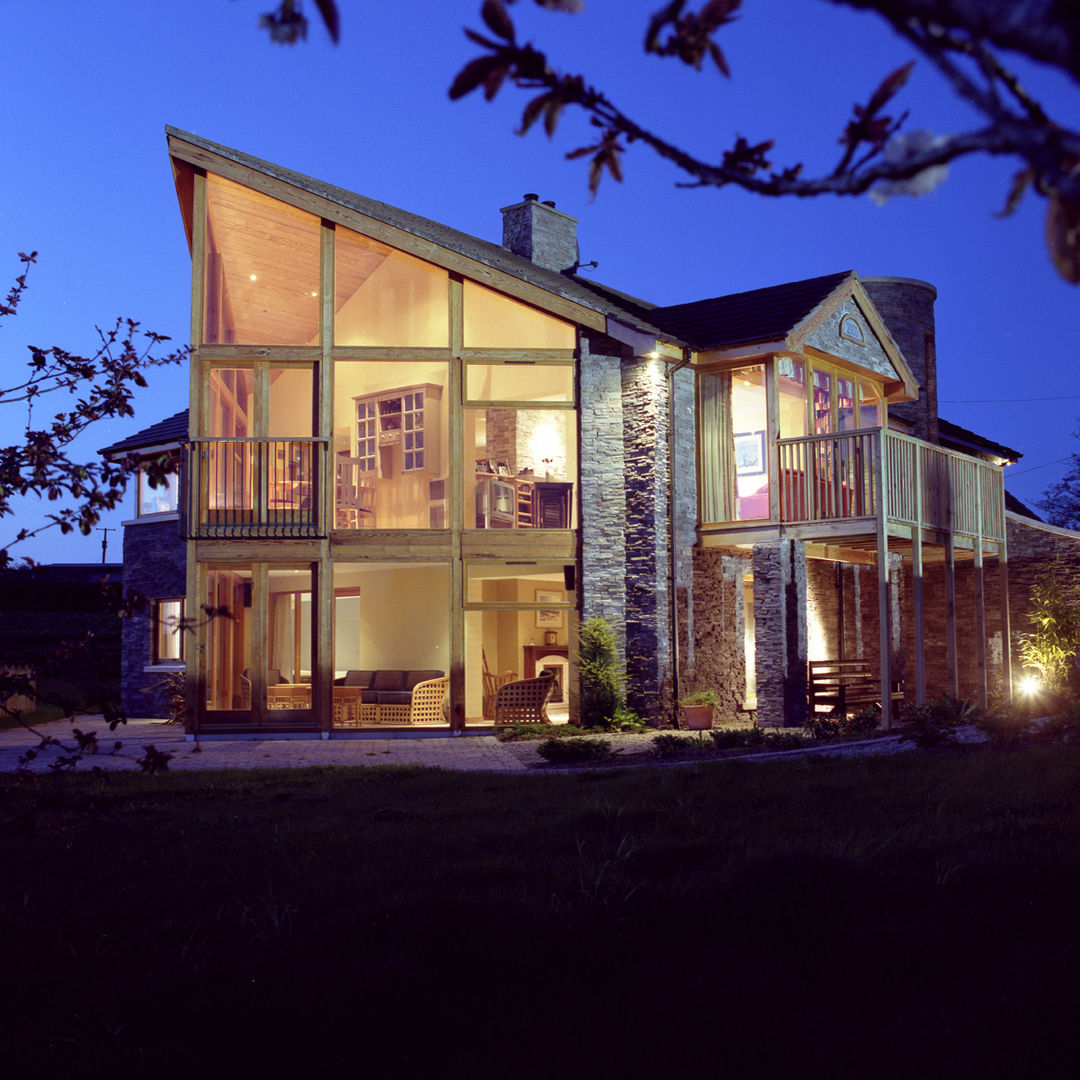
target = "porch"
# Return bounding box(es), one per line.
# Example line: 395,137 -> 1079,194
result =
701,428 -> 1010,724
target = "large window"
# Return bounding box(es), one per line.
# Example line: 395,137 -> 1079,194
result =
137,465 -> 179,517
464,362 -> 577,529
151,599 -> 185,665
332,361 -> 449,530
334,228 -> 449,347
464,563 -> 576,724
203,174 -> 321,346
462,282 -> 576,350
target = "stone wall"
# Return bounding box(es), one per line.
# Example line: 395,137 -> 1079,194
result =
121,516 -> 186,718
621,355 -> 673,722
691,546 -> 750,720
753,540 -> 807,727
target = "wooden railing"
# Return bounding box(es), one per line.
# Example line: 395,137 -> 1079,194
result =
185,438 -> 326,538
776,428 -> 1005,543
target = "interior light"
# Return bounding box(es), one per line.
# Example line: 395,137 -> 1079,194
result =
310,291 -> 319,298
249,273 -> 258,281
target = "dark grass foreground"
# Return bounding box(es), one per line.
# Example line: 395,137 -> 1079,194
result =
4,747 -> 1080,1077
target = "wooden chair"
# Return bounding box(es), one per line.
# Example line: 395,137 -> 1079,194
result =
482,649 -> 516,722
407,676 -> 449,725
335,456 -> 376,529
493,672 -> 555,727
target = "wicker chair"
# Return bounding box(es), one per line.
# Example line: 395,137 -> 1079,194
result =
406,676 -> 449,725
492,672 -> 555,727
482,649 -> 516,722
332,686 -> 363,727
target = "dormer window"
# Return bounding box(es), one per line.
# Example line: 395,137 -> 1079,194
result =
840,314 -> 865,345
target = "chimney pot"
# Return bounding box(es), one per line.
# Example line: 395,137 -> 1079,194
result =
542,200 -> 556,208
524,193 -> 539,201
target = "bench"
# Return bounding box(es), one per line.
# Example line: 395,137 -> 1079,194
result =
808,659 -> 904,720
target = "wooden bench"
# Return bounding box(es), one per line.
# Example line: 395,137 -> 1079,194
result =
808,659 -> 904,720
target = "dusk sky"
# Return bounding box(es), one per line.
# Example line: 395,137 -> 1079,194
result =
3,1 -> 1079,564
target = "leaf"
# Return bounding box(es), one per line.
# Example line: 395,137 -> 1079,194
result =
481,0 -> 515,42
312,0 -> 340,43
449,54 -> 507,100
867,61 -> 915,116
997,167 -> 1034,218
1046,191 -> 1080,284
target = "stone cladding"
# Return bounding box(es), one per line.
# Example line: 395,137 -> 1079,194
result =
120,516 -> 186,718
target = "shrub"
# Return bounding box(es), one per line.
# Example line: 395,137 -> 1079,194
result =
680,688 -> 719,708
1018,563 -> 1080,694
806,705 -> 881,740
536,736 -> 614,764
901,695 -> 981,749
708,726 -> 765,749
577,616 -> 626,729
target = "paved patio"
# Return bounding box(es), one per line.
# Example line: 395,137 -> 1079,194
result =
0,717 -> 556,774
0,715 -> 925,774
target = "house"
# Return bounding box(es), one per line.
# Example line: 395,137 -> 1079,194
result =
107,126 -> 1075,734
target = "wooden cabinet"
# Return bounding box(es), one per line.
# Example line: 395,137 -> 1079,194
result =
354,383 -> 442,478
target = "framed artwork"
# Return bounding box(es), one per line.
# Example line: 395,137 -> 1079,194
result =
734,431 -> 765,476
535,589 -> 565,628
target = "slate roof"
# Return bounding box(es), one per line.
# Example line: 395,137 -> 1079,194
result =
100,409 -> 188,456
937,417 -> 1022,464
649,271 -> 854,350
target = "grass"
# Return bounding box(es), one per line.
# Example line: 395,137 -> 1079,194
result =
4,747 -> 1080,1075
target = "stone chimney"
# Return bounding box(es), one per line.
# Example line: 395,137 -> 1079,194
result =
501,194 -> 580,273
862,276 -> 939,444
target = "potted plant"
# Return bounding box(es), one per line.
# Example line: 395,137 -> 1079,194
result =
681,688 -> 719,730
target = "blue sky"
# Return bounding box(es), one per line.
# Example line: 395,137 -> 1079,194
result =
2,0 -> 1078,563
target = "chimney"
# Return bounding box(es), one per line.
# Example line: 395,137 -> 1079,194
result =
501,193 -> 580,273
862,276 -> 939,444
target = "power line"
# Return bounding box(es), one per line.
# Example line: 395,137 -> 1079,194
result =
940,396 -> 1080,404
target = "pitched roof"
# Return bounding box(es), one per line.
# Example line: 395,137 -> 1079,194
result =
649,271 -> 855,350
165,127 -> 675,344
100,409 -> 188,457
937,417 -> 1022,465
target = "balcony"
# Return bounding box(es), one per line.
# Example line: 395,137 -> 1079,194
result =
186,438 -> 326,539
708,428 -> 1006,551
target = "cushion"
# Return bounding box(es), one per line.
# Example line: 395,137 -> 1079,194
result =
343,669 -> 375,688
404,670 -> 444,690
372,670 -> 407,691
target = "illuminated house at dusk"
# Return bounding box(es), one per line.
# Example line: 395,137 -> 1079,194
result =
106,127 -> 1072,734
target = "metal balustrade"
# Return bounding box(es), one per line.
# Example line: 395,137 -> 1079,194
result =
185,438 -> 326,538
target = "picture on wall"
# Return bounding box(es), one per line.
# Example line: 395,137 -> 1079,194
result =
535,589 -> 565,628
734,431 -> 765,476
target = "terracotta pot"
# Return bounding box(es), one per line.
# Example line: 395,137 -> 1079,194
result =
683,704 -> 714,730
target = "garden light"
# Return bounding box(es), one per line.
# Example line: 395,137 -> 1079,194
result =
1018,674 -> 1042,697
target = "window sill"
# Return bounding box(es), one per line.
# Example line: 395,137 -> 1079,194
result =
123,512 -> 181,526
143,662 -> 186,673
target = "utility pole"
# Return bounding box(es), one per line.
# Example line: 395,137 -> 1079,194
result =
97,526 -> 114,564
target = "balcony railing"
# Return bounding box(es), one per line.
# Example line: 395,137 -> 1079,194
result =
776,428 -> 1005,543
186,438 -> 326,538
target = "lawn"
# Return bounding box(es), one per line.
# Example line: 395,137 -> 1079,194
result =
4,747 -> 1080,1076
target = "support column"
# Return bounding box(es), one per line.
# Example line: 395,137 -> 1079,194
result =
752,540 -> 807,728
974,546 -> 987,707
999,548 -> 1012,698
945,534 -> 959,697
912,535 -> 926,704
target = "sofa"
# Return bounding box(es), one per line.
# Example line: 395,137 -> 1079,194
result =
339,669 -> 447,725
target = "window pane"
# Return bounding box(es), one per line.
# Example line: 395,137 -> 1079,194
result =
812,369 -> 833,434
267,566 -> 313,708
837,376 -> 857,431
465,363 -> 574,403
153,599 -> 184,663
464,565 -> 577,724
859,379 -> 881,427
332,562 -> 450,726
777,356 -> 806,439
205,568 -> 253,712
466,408 -> 577,528
203,174 -> 320,345
463,281 -> 575,349
333,361 -> 449,529
138,468 -> 179,516
268,367 -> 314,437
732,365 -> 767,521
335,228 -> 449,347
